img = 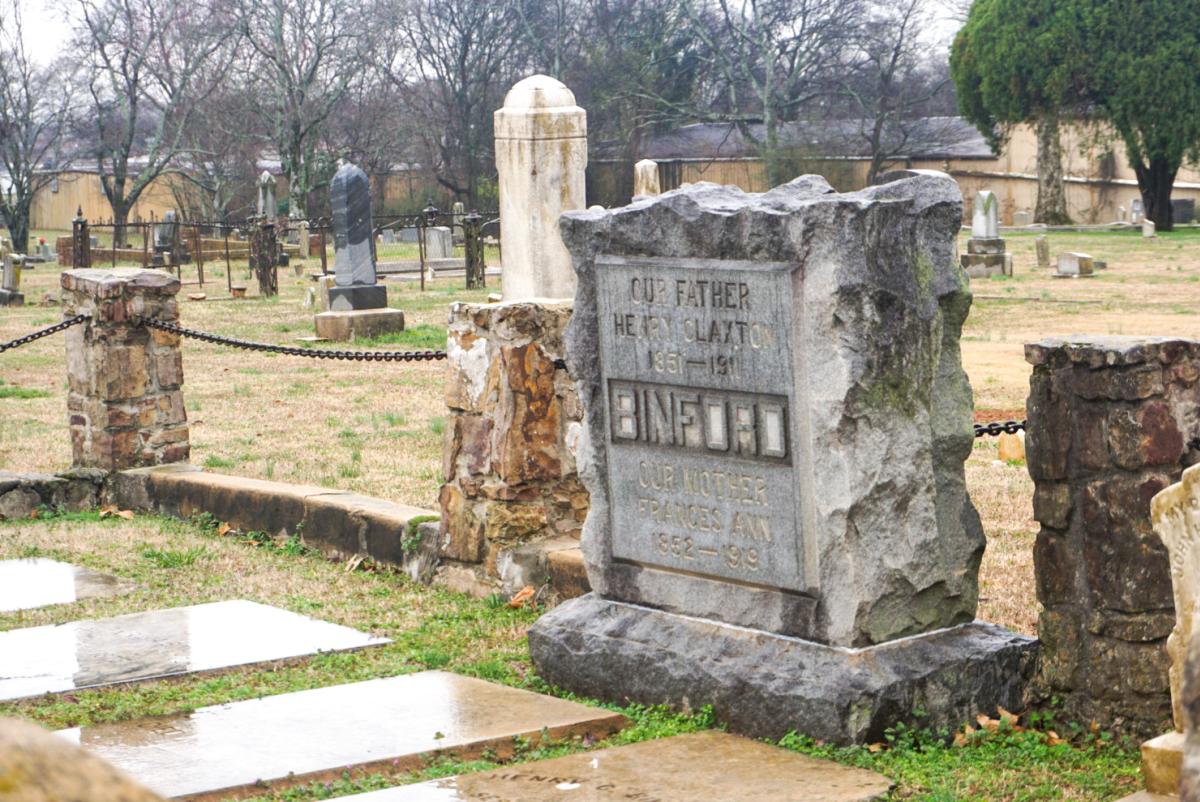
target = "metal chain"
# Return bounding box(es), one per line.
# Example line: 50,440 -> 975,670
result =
142,318 -> 447,362
0,315 -> 90,354
974,420 -> 1026,438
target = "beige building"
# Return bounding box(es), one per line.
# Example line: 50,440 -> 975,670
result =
590,117 -> 1200,225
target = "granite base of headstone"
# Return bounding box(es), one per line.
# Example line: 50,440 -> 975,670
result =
529,175 -> 1037,745
314,163 -> 404,342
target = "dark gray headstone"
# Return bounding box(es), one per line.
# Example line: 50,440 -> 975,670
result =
331,163 -> 377,288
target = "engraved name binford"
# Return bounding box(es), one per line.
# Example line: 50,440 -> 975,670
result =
608,379 -> 789,463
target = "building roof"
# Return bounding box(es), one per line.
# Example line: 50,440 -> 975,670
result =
600,116 -> 993,163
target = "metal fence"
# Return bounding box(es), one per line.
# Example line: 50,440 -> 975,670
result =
67,206 -> 498,296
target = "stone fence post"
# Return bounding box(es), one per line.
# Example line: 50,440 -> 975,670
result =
438,300 -> 586,596
1026,336 -> 1200,737
61,268 -> 189,471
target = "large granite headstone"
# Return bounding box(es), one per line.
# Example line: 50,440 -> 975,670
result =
314,163 -> 404,340
529,174 -> 1037,744
0,247 -> 22,306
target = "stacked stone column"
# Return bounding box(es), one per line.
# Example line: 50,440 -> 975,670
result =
1027,336 -> 1200,737
61,268 -> 189,471
439,300 -> 586,593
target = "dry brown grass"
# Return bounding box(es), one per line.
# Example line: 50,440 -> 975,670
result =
4,226 -> 1200,636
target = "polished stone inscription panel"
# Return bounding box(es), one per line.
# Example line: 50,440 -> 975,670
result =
0,599 -> 389,701
596,255 -> 804,591
58,672 -> 628,799
337,731 -> 892,802
0,558 -> 132,612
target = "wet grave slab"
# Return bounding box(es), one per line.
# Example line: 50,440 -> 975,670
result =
0,599 -> 389,701
335,731 -> 893,802
59,671 -> 629,800
0,558 -> 134,613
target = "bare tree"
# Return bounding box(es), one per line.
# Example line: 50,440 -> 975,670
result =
386,0 -> 524,205
671,0 -> 864,186
70,0 -> 233,243
840,0 -> 952,184
0,0 -> 73,251
238,0 -> 367,217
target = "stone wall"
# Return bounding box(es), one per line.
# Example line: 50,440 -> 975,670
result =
1027,336 -> 1200,737
61,269 -> 190,471
439,299 -> 586,596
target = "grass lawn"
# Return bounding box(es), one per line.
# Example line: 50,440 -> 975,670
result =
3,224 -> 1196,799
0,511 -> 1142,801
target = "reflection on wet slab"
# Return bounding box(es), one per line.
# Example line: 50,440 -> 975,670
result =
58,671 -> 628,800
337,732 -> 894,802
0,599 -> 389,701
0,558 -> 133,613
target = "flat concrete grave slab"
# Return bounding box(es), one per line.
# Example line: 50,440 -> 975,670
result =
0,558 -> 133,613
59,671 -> 628,800
0,599 -> 389,701
336,731 -> 892,802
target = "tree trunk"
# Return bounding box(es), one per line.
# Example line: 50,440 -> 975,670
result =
112,204 -> 131,250
5,206 -> 31,254
1134,156 -> 1177,232
1035,112 -> 1071,225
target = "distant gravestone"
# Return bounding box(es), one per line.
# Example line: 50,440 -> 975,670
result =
1013,209 -> 1033,226
971,190 -> 999,237
154,211 -> 176,249
1132,198 -> 1144,223
1056,252 -> 1095,277
1035,235 -> 1050,269
529,174 -> 1035,744
381,229 -> 396,245
0,249 -> 22,307
1144,218 -> 1158,238
314,163 -> 405,341
424,226 -> 452,259
962,191 -> 1010,278
257,171 -> 277,218
633,159 -> 661,197
1118,205 -> 1128,223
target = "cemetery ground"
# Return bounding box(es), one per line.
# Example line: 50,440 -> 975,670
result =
3,225 -> 1200,799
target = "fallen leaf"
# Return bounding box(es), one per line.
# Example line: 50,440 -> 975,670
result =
116,509 -> 134,520
867,742 -> 884,753
344,555 -> 364,573
98,504 -> 118,519
976,714 -> 999,733
508,586 -> 536,608
997,706 -> 1019,727
1046,731 -> 1066,746
217,522 -> 232,536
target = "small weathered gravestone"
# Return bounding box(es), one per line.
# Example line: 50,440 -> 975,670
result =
424,226 -> 453,259
1145,218 -> 1158,238
1055,252 -> 1095,277
962,190 -> 1011,278
1013,208 -> 1033,226
313,163 -> 405,341
633,159 -> 661,197
1035,235 -> 1050,269
529,174 -> 1036,744
381,228 -> 396,245
0,247 -> 22,306
1123,466 -> 1200,799
1132,198 -> 1145,223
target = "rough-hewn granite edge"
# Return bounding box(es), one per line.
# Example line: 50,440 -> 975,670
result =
530,594 -> 1038,745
